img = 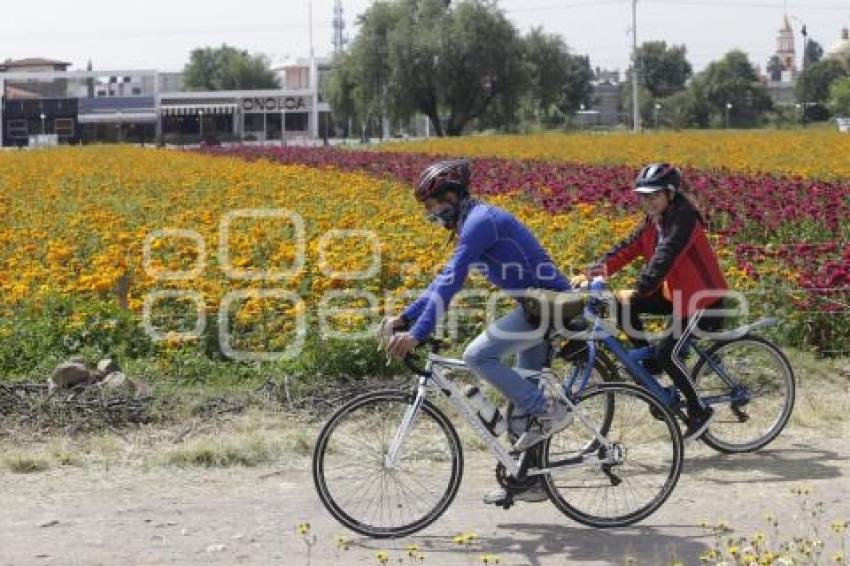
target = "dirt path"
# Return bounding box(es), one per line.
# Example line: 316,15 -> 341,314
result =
1,422 -> 848,566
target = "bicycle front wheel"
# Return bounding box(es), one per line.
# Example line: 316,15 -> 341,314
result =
541,382 -> 684,528
691,336 -> 795,453
312,390 -> 463,538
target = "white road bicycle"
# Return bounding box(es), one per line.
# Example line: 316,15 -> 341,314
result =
312,303 -> 684,538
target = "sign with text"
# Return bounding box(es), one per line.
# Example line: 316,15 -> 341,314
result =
241,96 -> 311,113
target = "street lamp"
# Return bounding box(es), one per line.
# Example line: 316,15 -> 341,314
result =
40,113 -> 46,135
725,102 -> 733,129
654,103 -> 662,129
198,109 -> 204,142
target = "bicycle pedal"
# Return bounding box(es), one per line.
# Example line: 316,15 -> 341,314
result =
731,404 -> 750,423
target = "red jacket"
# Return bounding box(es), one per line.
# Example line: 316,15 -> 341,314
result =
591,195 -> 727,317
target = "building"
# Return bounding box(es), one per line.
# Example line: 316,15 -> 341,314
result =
775,15 -> 797,83
1,67 -> 158,146
826,26 -> 850,61
588,70 -> 623,127
0,57 -> 71,73
1,56 -> 333,146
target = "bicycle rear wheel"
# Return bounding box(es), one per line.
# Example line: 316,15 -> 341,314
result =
541,382 -> 684,528
312,390 -> 463,538
691,336 -> 795,453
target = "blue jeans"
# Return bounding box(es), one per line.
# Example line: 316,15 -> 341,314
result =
462,306 -> 547,416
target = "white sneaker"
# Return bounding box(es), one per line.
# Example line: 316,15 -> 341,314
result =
511,398 -> 572,453
482,486 -> 548,505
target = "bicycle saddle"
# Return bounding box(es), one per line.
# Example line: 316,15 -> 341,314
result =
521,289 -> 588,331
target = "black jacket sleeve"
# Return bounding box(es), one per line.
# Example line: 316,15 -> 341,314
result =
635,204 -> 697,296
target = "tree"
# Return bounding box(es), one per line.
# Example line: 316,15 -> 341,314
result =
330,0 -> 525,136
183,44 -> 279,91
829,77 -> 850,116
659,86 -> 711,129
559,54 -> 593,114
516,29 -> 591,127
804,39 -> 825,68
620,82 -> 655,128
437,0 -> 525,135
766,55 -> 785,82
326,52 -> 359,134
696,50 -> 773,127
635,40 -> 693,98
521,28 -> 570,119
796,58 -> 848,104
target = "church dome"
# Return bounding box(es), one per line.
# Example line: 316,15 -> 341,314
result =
827,27 -> 850,59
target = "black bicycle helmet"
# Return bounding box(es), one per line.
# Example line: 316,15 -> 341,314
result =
634,163 -> 681,195
415,159 -> 471,202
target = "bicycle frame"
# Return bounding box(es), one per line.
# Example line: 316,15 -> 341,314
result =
563,298 -> 775,411
386,353 -> 617,478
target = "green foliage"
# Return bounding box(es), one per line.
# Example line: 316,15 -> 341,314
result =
183,44 -> 280,91
796,58 -> 848,104
328,0 -> 526,136
829,77 -> 850,116
0,293 -> 153,379
635,40 -> 693,99
519,27 -> 592,126
766,55 -> 785,83
804,39 -> 824,68
696,50 -> 773,127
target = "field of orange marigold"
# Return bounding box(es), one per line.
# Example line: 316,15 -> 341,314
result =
0,134 -> 846,375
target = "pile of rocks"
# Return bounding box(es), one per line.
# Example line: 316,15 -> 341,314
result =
48,357 -> 151,398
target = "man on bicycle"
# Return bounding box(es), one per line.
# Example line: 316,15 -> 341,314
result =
573,163 -> 727,440
380,158 -> 572,505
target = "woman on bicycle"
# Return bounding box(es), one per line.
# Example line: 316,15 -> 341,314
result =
381,158 -> 573,504
574,163 -> 727,441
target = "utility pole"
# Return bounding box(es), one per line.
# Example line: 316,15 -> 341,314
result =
632,0 -> 641,133
801,23 -> 808,128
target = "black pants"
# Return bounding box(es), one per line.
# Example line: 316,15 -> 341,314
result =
615,291 -> 725,417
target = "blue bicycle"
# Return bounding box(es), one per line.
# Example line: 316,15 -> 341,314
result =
519,278 -> 795,454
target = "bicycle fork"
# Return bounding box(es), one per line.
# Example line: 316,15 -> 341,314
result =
385,379 -> 427,469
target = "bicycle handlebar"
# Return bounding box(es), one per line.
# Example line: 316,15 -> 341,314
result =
390,319 -> 439,377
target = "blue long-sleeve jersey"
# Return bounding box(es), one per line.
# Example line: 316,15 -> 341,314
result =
402,201 -> 570,342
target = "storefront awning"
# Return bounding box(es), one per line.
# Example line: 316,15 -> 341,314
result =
78,112 -> 158,124
161,104 -> 237,116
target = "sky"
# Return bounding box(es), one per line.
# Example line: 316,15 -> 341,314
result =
0,0 -> 848,73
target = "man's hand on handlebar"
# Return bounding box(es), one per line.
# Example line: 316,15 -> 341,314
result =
377,316 -> 421,361
386,333 -> 420,359
376,316 -> 406,352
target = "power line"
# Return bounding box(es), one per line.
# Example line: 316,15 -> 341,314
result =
0,22 -> 332,42
506,0 -> 627,14
505,0 -> 849,12
646,0 -> 850,11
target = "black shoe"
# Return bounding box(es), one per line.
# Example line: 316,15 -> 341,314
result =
683,407 -> 715,442
643,360 -> 663,375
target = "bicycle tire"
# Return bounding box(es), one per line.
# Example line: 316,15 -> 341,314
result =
691,335 -> 795,453
312,389 -> 463,538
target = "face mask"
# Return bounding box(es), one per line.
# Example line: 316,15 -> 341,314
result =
427,205 -> 459,229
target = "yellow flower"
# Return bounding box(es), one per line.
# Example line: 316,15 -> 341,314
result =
375,550 -> 390,564
296,522 -> 310,536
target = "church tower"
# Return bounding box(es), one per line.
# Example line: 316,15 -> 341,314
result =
776,14 -> 797,79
